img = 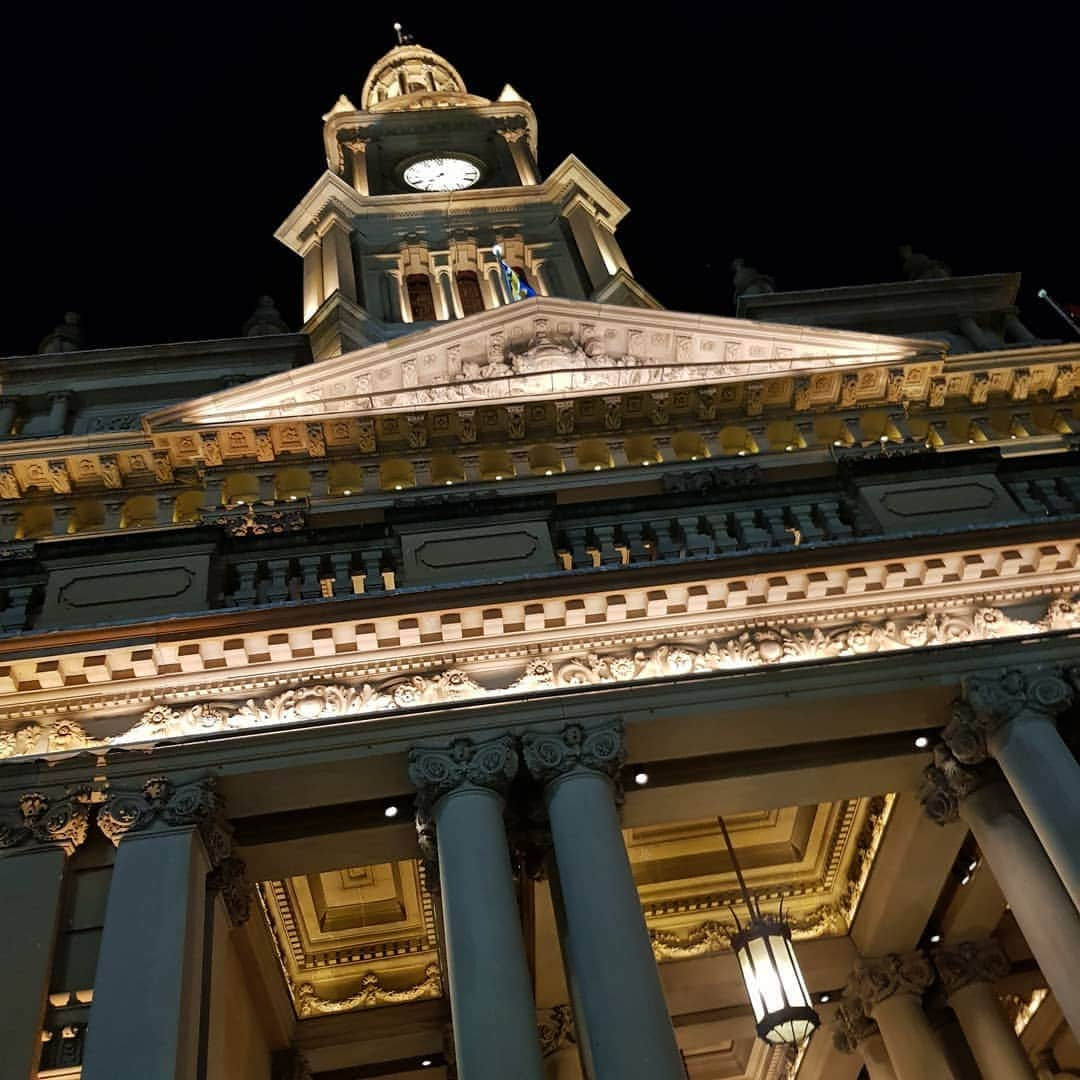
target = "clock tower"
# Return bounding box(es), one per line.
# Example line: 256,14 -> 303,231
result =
276,33 -> 659,359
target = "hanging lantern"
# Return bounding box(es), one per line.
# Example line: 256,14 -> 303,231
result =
720,818 -> 820,1047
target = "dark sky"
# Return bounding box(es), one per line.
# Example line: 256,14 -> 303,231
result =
2,4 -> 1076,356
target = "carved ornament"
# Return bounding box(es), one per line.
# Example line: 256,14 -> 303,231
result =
0,791 -> 90,854
408,734 -> 518,808
203,502 -> 307,537
833,994 -> 879,1054
852,951 -> 935,1010
944,666 -> 1074,765
919,745 -> 998,825
295,962 -> 442,1016
932,938 -> 1010,996
522,718 -> 625,786
537,1005 -> 576,1057
3,600 -> 1079,763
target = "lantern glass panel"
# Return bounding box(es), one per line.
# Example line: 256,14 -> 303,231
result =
737,948 -> 765,1023
748,936 -> 785,1014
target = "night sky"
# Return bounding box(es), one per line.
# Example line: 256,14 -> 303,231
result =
3,4 -> 1077,357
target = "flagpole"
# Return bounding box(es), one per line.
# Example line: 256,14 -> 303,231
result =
1038,289 -> 1080,338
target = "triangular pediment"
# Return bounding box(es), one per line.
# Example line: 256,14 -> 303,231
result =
144,297 -> 944,432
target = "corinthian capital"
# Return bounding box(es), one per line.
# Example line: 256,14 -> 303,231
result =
919,744 -> 996,824
852,951 -> 935,1011
945,666 -> 1073,764
0,791 -> 89,854
522,718 -> 626,786
833,993 -> 878,1054
408,734 -> 518,808
97,775 -> 227,854
932,938 -> 1011,996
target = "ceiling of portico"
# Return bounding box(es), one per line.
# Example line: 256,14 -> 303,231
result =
257,796 -> 891,1021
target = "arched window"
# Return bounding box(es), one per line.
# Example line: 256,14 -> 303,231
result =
456,271 -> 485,315
406,274 -> 436,322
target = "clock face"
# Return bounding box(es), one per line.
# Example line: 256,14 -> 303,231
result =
402,156 -> 482,192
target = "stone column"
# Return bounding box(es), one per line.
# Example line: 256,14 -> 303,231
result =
523,720 -> 684,1080
497,127 -> 539,185
933,939 -> 1034,1080
81,776 -> 236,1080
852,952 -> 959,1080
921,752 -> 1080,1034
409,736 -> 545,1080
833,993 -> 898,1079
301,241 -> 323,321
944,666 -> 1080,906
0,396 -> 19,436
343,137 -> 371,196
0,790 -> 90,1080
318,217 -> 358,304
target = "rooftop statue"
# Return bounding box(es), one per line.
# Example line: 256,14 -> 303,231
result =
731,258 -> 776,304
898,244 -> 952,281
37,311 -> 84,354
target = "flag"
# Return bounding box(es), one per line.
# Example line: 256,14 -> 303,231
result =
493,246 -> 536,302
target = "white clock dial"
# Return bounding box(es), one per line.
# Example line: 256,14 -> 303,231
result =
402,156 -> 481,192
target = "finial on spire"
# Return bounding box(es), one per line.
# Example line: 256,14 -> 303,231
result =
393,22 -> 414,45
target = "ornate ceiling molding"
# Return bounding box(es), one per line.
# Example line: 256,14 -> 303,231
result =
295,963 -> 442,1017
648,795 -> 894,961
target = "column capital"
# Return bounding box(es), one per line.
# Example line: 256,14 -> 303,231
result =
852,951 -> 935,1011
537,1004 -> 576,1058
833,993 -> 879,1054
97,775 -> 221,844
945,666 -> 1073,764
408,733 -> 518,809
919,744 -> 998,824
932,938 -> 1010,997
0,790 -> 90,855
522,718 -> 626,787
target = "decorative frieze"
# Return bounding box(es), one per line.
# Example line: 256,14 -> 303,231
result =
852,950 -> 935,1010
409,734 -> 518,808
0,790 -> 90,853
932,939 -> 1011,996
295,962 -> 442,1016
522,718 -> 625,786
3,596 -> 1080,762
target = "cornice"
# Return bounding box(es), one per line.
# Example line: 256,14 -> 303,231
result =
1,584 -> 1078,763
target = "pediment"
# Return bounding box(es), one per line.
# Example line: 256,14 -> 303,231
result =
144,297 -> 944,432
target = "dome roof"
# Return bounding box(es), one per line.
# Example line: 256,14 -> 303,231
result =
359,43 -> 488,112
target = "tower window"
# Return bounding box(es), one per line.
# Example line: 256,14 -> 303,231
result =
406,274 -> 436,322
456,271 -> 485,316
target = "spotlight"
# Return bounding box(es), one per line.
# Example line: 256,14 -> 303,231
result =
384,805 -> 399,819
968,859 -> 978,873
960,874 -> 971,886
929,933 -> 942,944
914,735 -> 930,749
593,464 -> 602,471
343,489 -> 352,495
544,469 -> 553,475
818,992 -> 831,1003
634,771 -> 649,786
421,1060 -> 433,1068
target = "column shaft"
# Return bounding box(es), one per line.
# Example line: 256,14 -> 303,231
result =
81,828 -> 209,1080
859,1031 -> 899,1079
434,786 -> 545,1080
962,782 -> 1080,1032
302,243 -> 323,321
545,770 -> 683,1080
949,980 -> 1034,1080
0,846 -> 67,1080
872,993 -> 958,1080
990,713 -> 1080,906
